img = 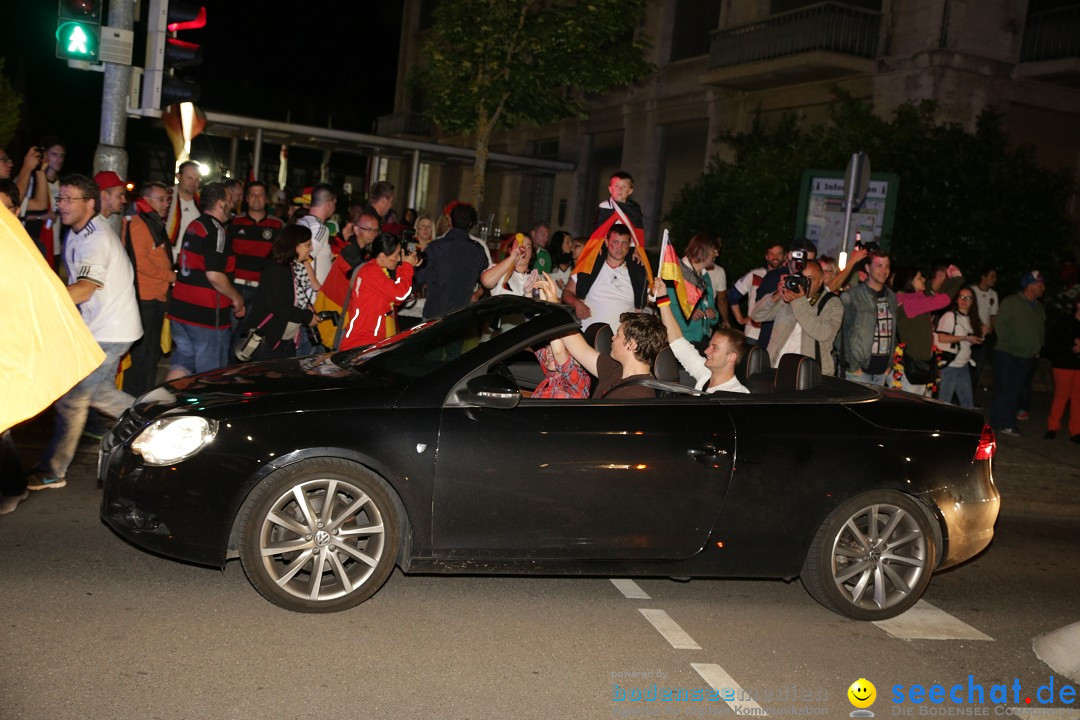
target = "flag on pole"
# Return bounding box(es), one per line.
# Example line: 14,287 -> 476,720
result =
657,229 -> 702,319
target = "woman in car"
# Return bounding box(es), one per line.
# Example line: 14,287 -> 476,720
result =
339,233 -> 419,351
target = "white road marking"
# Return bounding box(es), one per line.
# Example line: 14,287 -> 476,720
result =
692,663 -> 768,716
1033,620 -> 1080,683
610,578 -> 651,599
638,608 -> 701,650
872,600 -> 993,641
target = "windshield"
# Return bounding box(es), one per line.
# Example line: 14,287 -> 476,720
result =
332,298 -> 570,380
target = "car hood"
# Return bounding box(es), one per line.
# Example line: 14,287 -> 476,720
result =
133,354 -> 405,416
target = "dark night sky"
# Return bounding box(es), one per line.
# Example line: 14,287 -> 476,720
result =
1,1 -> 403,179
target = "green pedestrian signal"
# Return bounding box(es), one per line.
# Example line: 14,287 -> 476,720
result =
56,0 -> 102,63
56,21 -> 100,61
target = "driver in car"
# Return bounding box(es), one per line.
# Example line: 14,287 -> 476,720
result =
534,273 -> 666,399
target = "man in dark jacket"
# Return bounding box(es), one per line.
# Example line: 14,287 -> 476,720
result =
415,203 -> 488,321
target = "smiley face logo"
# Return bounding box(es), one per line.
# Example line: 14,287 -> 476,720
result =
848,678 -> 877,709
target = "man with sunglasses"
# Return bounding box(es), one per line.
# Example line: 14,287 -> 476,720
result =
26,174 -> 141,491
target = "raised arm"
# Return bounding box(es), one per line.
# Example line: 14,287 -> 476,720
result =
537,272 -> 600,375
652,277 -> 684,344
481,245 -> 519,290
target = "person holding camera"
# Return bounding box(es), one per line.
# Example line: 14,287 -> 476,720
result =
754,238 -> 818,350
235,224 -> 320,362
750,259 -> 842,376
339,233 -> 419,351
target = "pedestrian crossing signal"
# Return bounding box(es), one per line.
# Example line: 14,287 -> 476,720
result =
56,21 -> 100,61
56,0 -> 102,62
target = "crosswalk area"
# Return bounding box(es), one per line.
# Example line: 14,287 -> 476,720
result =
605,577 -> 1080,718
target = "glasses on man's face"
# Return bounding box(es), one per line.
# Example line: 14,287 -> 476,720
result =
57,196 -> 89,205
0,155 -> 12,164
358,225 -> 378,233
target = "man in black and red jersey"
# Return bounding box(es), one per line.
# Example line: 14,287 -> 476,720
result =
166,183 -> 246,380
227,181 -> 284,341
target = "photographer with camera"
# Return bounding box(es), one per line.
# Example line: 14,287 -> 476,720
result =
754,238 -> 817,350
234,224 -> 320,362
750,258 -> 842,376
339,233 -> 419,351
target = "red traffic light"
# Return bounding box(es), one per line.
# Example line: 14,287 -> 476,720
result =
167,4 -> 206,31
58,0 -> 101,23
61,0 -> 99,17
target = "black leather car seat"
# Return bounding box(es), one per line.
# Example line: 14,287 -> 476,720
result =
773,353 -> 822,392
583,323 -> 606,349
736,344 -> 769,384
653,346 -> 679,382
592,324 -> 613,357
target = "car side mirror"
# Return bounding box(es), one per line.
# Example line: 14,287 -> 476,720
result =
463,373 -> 520,409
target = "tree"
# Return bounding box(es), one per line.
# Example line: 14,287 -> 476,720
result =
0,59 -> 22,150
667,92 -> 1076,295
415,0 -> 652,210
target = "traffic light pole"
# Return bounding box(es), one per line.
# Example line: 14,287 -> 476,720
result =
94,0 -> 134,231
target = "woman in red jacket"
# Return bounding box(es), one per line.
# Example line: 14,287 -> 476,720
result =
339,233 -> 419,351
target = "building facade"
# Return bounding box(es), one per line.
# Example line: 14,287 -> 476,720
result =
383,0 -> 1080,243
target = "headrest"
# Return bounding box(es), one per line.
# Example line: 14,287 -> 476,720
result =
736,344 -> 770,386
773,353 -> 822,392
653,346 -> 679,383
592,324 -> 613,357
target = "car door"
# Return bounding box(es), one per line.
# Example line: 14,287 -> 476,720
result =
431,396 -> 736,560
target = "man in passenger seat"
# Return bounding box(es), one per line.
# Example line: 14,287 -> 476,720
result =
653,277 -> 749,394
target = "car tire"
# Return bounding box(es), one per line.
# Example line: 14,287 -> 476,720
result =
801,491 -> 936,621
237,458 -> 401,613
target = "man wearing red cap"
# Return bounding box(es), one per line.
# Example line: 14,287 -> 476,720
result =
93,171 -> 127,220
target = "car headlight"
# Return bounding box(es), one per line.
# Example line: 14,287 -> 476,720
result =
131,416 -> 219,466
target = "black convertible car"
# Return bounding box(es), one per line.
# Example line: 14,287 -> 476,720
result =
100,296 -> 999,621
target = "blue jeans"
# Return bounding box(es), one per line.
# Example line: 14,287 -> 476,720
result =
36,341 -> 134,478
170,321 -> 231,375
939,365 -> 974,409
991,350 -> 1034,429
846,370 -> 888,387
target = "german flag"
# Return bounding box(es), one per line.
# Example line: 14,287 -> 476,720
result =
572,205 -> 653,284
658,230 -> 702,319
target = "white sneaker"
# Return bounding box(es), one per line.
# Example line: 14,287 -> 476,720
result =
0,491 -> 29,515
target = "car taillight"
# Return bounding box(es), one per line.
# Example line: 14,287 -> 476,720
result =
974,424 -> 996,461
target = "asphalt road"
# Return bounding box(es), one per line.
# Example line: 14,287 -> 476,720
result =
2,435 -> 1078,720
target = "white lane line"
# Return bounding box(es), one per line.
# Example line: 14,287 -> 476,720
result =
611,578 -> 651,599
872,600 -> 993,641
692,663 -> 768,716
1033,620 -> 1080,683
638,609 -> 701,650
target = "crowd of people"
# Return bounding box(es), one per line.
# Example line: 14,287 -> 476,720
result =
2,139 -> 1078,516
